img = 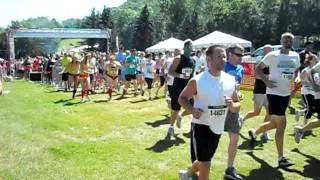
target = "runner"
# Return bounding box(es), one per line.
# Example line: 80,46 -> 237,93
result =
61,53 -> 72,92
168,39 -> 195,136
248,32 -> 300,168
79,54 -> 91,102
155,52 -> 166,98
137,52 -> 145,96
105,54 -> 122,99
163,50 -> 175,108
67,55 -> 81,99
224,44 -> 245,180
297,52 -> 317,126
194,50 -> 206,75
122,49 -> 139,97
178,45 -> 240,180
142,54 -> 156,100
243,44 -> 273,141
295,53 -> 320,143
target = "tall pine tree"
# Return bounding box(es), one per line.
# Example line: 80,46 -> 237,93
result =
178,11 -> 203,40
132,4 -> 154,51
99,6 -> 114,52
83,8 -> 99,50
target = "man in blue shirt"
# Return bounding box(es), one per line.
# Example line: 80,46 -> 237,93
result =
122,49 -> 139,96
116,47 -> 126,83
223,44 -> 244,180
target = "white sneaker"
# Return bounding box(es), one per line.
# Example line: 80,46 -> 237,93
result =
168,126 -> 175,137
176,115 -> 182,129
294,126 -> 303,144
260,133 -> 272,141
178,170 -> 189,180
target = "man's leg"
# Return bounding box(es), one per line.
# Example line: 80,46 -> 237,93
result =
227,132 -> 239,168
302,121 -> 320,131
273,115 -> 286,158
197,162 -> 210,180
243,107 -> 262,121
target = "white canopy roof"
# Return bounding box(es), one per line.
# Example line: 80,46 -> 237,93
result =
146,37 -> 184,53
193,31 -> 252,48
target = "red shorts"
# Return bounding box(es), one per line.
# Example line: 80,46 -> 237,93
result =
107,74 -> 118,80
79,73 -> 89,79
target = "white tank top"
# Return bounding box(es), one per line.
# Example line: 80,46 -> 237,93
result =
301,67 -> 315,95
191,70 -> 236,134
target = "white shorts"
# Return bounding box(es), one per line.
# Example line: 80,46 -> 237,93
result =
254,94 -> 268,109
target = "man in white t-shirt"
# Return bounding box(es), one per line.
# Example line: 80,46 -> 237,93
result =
194,50 -> 206,74
178,45 -> 240,180
143,54 -> 156,100
248,32 -> 300,168
295,53 -> 320,143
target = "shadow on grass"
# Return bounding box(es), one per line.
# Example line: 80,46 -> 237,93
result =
245,151 -> 284,180
93,99 -> 110,103
145,134 -> 185,153
64,101 -> 82,106
145,114 -> 170,128
113,96 -> 130,101
238,133 -> 264,151
129,98 -> 148,104
45,90 -> 61,93
54,99 -> 72,104
182,131 -> 191,139
279,148 -> 320,179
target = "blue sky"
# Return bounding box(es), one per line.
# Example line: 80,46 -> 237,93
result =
0,0 -> 127,28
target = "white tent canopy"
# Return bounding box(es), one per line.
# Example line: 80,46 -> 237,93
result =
146,37 -> 184,53
193,31 -> 252,48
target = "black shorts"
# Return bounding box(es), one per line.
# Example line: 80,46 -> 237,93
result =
145,78 -> 153,89
171,83 -> 193,111
316,99 -> 320,120
62,73 -> 69,81
167,85 -> 173,98
156,69 -> 160,74
125,74 -> 136,81
267,94 -> 290,116
159,76 -> 165,87
302,94 -> 316,119
191,123 -> 221,162
90,74 -> 94,82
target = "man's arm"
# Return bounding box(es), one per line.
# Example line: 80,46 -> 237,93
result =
168,56 -> 181,78
255,61 -> 276,88
169,56 -> 188,79
227,90 -> 241,113
178,79 -> 202,119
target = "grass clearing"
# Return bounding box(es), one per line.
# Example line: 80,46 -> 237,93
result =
0,80 -> 319,179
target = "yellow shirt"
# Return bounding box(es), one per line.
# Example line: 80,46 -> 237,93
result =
67,62 -> 80,75
61,57 -> 72,72
80,63 -> 90,74
106,61 -> 121,77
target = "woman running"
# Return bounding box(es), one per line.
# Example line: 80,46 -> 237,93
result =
105,54 -> 121,99
79,54 -> 91,102
67,55 -> 81,99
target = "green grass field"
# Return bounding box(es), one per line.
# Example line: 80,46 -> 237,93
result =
0,81 -> 319,180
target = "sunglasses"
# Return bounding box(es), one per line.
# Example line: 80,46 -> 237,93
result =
232,52 -> 244,57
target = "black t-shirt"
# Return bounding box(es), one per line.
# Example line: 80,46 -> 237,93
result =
253,67 -> 269,94
173,54 -> 195,87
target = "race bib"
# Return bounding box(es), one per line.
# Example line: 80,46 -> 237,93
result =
281,72 -> 294,81
129,64 -> 135,68
182,68 -> 193,77
208,105 -> 228,123
164,69 -> 168,74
